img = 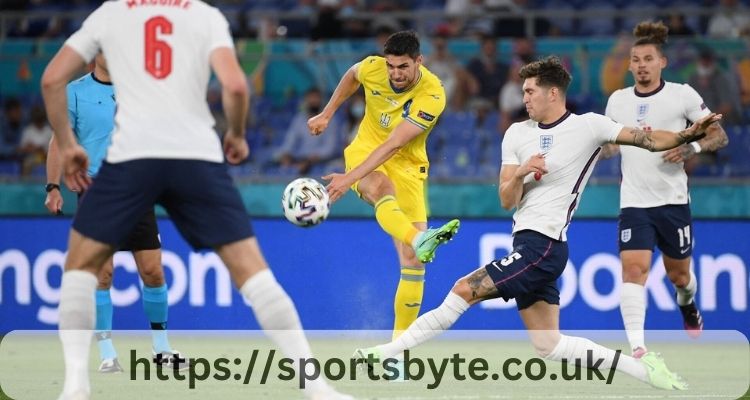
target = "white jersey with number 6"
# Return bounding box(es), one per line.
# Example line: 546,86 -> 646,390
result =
65,0 -> 234,163
606,80 -> 711,208
502,112 -> 623,241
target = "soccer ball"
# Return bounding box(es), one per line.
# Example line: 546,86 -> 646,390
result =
281,178 -> 330,227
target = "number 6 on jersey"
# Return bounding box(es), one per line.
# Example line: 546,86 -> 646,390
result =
145,16 -> 172,79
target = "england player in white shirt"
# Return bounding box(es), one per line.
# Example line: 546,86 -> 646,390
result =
354,56 -> 721,390
604,21 -> 728,358
41,1 -> 351,399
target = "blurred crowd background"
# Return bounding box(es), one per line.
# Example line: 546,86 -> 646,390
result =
1,0 -> 749,183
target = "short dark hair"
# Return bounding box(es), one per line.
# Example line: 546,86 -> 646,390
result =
633,21 -> 668,54
383,30 -> 420,59
518,56 -> 572,93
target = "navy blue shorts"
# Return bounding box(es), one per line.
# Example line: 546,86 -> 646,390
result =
618,204 -> 692,259
77,192 -> 160,251
74,159 -> 253,250
483,230 -> 569,310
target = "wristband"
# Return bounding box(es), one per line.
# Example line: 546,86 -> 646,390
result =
690,142 -> 702,153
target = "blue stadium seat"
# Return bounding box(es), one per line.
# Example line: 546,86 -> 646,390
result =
620,0 -> 661,33
723,125 -> 750,177
436,112 -> 477,145
265,112 -> 293,145
0,161 -> 20,176
432,130 -> 481,179
432,149 -> 478,179
538,0 -> 578,35
668,0 -> 704,33
592,151 -> 621,179
413,0 -> 445,9
576,0 -> 619,36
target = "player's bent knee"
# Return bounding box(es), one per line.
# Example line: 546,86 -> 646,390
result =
622,263 -> 649,283
138,264 -> 165,286
359,174 -> 395,203
450,278 -> 474,303
666,268 -> 690,287
97,268 -> 113,289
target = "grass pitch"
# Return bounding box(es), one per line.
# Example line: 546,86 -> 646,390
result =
1,330 -> 748,400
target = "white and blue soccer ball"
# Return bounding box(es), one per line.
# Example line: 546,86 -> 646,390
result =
281,178 -> 330,227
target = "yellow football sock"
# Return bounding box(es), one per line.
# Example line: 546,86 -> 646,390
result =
392,266 -> 425,340
374,195 -> 420,245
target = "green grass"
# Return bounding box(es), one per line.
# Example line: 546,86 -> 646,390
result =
1,332 -> 748,399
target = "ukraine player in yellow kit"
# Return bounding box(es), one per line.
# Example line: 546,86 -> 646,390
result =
308,31 -> 460,340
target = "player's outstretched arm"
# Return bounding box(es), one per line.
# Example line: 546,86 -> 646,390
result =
615,113 -> 722,152
323,120 -> 423,203
662,119 -> 729,163
41,45 -> 91,191
308,63 -> 361,136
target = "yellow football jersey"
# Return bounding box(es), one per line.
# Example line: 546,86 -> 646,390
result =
351,55 -> 446,167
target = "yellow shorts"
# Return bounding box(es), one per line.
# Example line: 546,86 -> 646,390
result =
344,145 -> 428,223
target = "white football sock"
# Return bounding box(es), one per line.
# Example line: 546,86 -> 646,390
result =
675,269 -> 697,306
240,269 -> 327,393
545,334 -> 648,383
377,291 -> 469,359
58,270 -> 98,397
620,282 -> 646,351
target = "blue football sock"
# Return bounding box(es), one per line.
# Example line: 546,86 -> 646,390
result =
95,289 -> 118,360
142,284 -> 171,353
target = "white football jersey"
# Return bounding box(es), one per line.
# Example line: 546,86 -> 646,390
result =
502,112 -> 623,241
65,0 -> 234,163
606,80 -> 710,208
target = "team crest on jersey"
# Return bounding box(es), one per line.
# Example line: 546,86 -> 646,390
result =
636,104 -> 649,122
621,228 -> 632,243
539,135 -> 553,152
379,113 -> 391,128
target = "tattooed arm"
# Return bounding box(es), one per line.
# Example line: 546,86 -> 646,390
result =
615,113 -> 722,152
662,121 -> 729,163
463,267 -> 500,304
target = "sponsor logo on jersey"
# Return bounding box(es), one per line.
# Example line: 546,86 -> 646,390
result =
417,110 -> 435,121
384,97 -> 399,106
539,135 -> 553,152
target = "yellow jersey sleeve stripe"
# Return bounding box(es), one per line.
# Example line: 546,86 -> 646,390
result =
405,116 -> 430,130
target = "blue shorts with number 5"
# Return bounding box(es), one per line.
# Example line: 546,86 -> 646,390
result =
483,230 -> 569,310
